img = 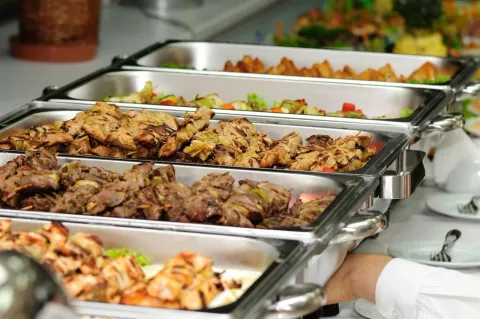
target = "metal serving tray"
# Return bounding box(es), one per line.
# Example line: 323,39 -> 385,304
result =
46,70 -> 454,133
4,217 -> 323,319
0,101 -> 425,199
118,41 -> 479,96
0,151 -> 378,243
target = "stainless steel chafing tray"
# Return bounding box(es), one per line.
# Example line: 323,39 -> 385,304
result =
117,41 -> 479,98
3,217 -> 325,319
0,101 -> 422,200
0,151 -> 380,243
45,69 -> 455,134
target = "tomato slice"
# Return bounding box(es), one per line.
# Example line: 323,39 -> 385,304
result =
342,102 -> 356,112
271,107 -> 283,113
355,109 -> 363,114
161,100 -> 177,106
322,167 -> 337,173
221,104 -> 236,110
151,93 -> 157,98
370,141 -> 384,153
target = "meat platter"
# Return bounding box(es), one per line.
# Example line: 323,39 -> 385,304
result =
43,69 -> 454,133
116,41 -> 479,96
0,149 -> 378,242
1,217 -> 326,319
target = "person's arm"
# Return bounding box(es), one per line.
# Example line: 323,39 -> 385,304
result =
325,254 -> 480,319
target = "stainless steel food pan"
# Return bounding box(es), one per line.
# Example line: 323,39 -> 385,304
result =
47,70 -> 454,133
0,101 -> 425,199
120,41 -> 479,96
3,217 -> 323,319
0,100 -> 410,177
0,150 -> 379,243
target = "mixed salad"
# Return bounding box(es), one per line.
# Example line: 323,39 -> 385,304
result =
104,81 -> 413,119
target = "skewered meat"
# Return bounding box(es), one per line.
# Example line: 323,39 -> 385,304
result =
0,220 -> 245,310
159,107 -> 213,158
0,152 -> 335,229
0,102 -> 376,173
260,132 -> 303,168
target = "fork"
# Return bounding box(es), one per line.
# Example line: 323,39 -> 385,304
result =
429,229 -> 462,263
457,196 -> 480,215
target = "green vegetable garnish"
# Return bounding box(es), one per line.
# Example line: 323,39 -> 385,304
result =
247,93 -> 268,110
400,108 -> 414,118
104,248 -> 151,266
163,62 -> 193,69
407,75 -> 450,85
461,99 -> 477,120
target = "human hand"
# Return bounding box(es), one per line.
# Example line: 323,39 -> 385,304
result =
324,253 -> 393,305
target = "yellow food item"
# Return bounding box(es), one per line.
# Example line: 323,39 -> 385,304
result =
394,32 -> 448,57
376,0 -> 393,13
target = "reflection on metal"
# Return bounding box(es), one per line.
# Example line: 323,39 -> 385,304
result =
0,251 -> 76,319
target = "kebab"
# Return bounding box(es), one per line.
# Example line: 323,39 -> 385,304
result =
0,102 -> 377,173
0,151 -> 336,228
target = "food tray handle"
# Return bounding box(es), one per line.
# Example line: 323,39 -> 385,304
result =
456,82 -> 480,101
418,113 -> 465,139
262,283 -> 326,319
329,211 -> 387,245
376,150 -> 426,199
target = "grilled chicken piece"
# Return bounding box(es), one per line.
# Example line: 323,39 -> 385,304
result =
147,267 -> 196,301
64,274 -> 107,302
40,221 -> 69,251
183,128 -> 219,161
67,136 -> 92,154
212,144 -> 238,166
289,148 -> 321,171
159,107 -> 214,158
260,132 -> 302,168
101,255 -> 145,301
0,219 -> 12,237
192,173 -> 234,201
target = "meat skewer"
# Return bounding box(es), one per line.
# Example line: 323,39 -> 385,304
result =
0,151 -> 336,229
0,102 -> 377,173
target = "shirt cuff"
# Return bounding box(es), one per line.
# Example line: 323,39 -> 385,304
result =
375,258 -> 429,318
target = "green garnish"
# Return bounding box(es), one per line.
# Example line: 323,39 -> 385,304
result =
103,96 -> 111,101
163,62 -> 193,69
400,108 -> 414,118
104,248 -> 151,266
407,75 -> 450,85
461,99 -> 477,120
247,93 -> 268,110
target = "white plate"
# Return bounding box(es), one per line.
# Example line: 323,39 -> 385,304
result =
464,117 -> 480,137
353,299 -> 385,319
427,193 -> 480,220
388,241 -> 480,269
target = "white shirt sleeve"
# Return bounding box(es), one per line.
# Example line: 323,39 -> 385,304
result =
375,258 -> 480,319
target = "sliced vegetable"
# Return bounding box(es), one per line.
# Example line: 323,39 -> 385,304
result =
271,107 -> 283,113
247,93 -> 268,110
400,108 -> 413,117
104,248 -> 151,266
222,104 -> 236,110
369,141 -> 384,153
322,167 -> 337,173
163,62 -> 193,69
342,102 -> 356,112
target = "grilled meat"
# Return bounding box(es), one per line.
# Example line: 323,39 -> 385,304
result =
0,152 -> 335,229
260,132 -> 303,168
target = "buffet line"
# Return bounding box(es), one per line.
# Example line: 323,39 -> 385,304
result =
1,40 -> 477,319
